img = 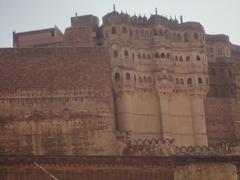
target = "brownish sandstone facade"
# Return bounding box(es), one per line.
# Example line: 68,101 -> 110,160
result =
0,9 -> 240,179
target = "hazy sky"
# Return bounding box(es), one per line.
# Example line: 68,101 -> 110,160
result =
0,0 -> 239,47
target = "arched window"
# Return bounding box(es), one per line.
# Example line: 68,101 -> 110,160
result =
167,53 -> 170,59
143,76 -> 147,83
179,56 -> 183,62
134,75 -> 136,82
122,26 -> 127,33
164,30 -> 168,39
141,30 -> 144,36
161,53 -> 166,59
163,75 -> 167,79
126,73 -> 131,80
124,50 -> 129,58
159,29 -> 163,36
176,78 -> 180,84
175,56 -> 178,61
187,78 -> 193,85
180,78 -> 184,84
173,33 -> 177,41
113,50 -> 118,57
186,56 -> 190,61
177,33 -> 181,42
114,72 -> 120,81
155,53 -> 160,58
132,53 -> 135,59
153,29 -> 158,36
138,53 -> 141,59
196,55 -> 201,61
194,32 -> 199,40
112,26 -> 117,34
139,76 -> 142,83
147,54 -> 151,59
168,75 -> 173,81
169,32 -> 172,40
145,30 -> 149,38
184,32 -> 189,42
198,77 -> 203,84
142,54 -> 146,59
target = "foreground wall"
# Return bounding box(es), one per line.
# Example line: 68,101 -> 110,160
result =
174,162 -> 237,180
0,47 -> 118,155
0,156 -> 238,180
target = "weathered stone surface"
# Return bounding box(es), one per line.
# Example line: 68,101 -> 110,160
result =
0,47 -> 118,156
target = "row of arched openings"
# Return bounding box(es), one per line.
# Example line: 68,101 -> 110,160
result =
115,72 -> 204,85
176,77 -> 203,85
111,26 -> 200,42
113,50 -> 202,62
114,72 -> 152,83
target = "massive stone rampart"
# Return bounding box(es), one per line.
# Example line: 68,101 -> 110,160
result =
0,47 -> 118,155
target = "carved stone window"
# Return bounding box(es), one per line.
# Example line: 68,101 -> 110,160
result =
167,53 -> 170,59
175,56 -> 178,61
113,50 -> 119,57
153,29 -> 158,36
180,78 -> 184,84
144,76 -> 147,83
138,53 -> 141,59
173,33 -> 177,41
177,33 -> 182,42
112,26 -> 117,34
176,78 -> 180,84
143,54 -> 146,59
196,55 -> 201,61
184,32 -> 189,42
179,56 -> 183,62
187,78 -> 193,85
115,72 -> 120,81
124,50 -> 129,58
126,73 -> 131,80
198,77 -> 203,84
161,53 -> 166,59
122,26 -> 127,33
186,56 -> 190,62
194,32 -> 199,40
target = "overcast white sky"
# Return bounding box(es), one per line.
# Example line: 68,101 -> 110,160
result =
0,0 -> 239,47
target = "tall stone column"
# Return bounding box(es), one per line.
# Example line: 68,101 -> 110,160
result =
157,89 -> 172,140
190,92 -> 208,146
